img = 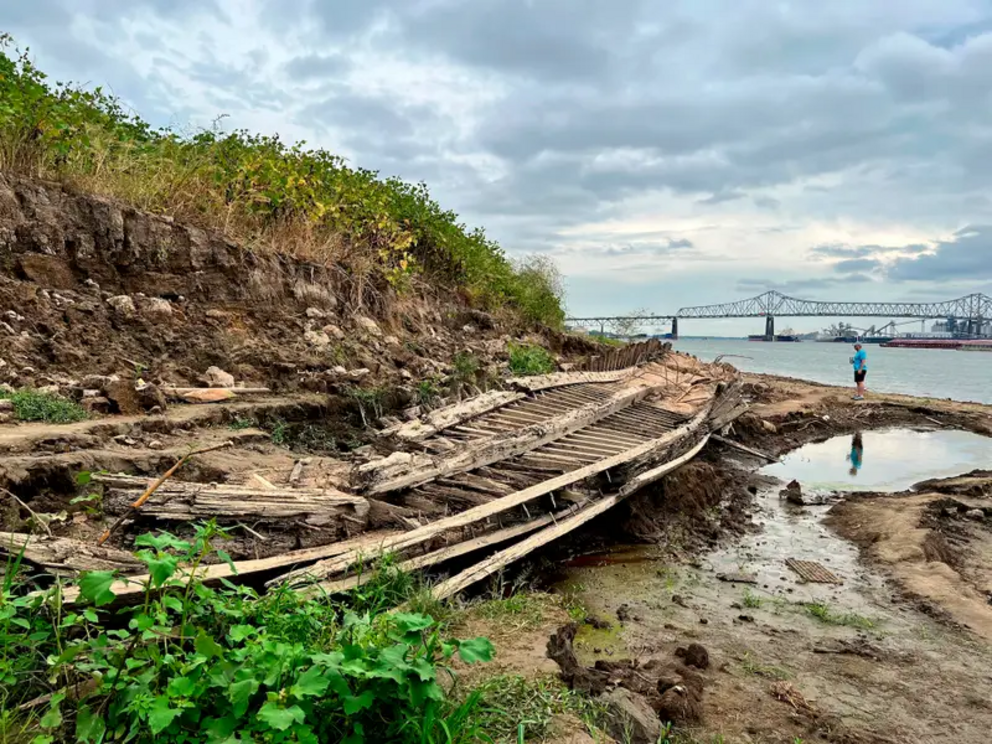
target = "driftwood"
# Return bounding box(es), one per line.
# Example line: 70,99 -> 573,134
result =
56,530 -> 402,605
0,532 -> 143,574
101,482 -> 369,527
711,435 -> 776,463
429,434 -> 710,600
97,441 -> 234,545
359,383 -> 654,495
276,403 -> 714,588
381,390 -> 525,442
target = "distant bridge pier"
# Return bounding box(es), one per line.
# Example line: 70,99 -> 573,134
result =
765,315 -> 775,340
671,317 -> 678,340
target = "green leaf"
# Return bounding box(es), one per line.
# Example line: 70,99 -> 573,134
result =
392,613 -> 434,635
167,676 -> 196,697
30,736 -> 54,744
290,666 -> 329,699
148,695 -> 181,735
228,679 -> 259,718
257,702 -> 305,732
194,630 -> 225,659
75,705 -> 106,744
162,595 -> 184,613
134,532 -> 191,553
39,704 -> 62,729
343,690 -> 375,715
78,571 -> 117,606
75,471 -> 92,486
144,554 -> 179,588
216,549 -> 237,574
227,624 -> 255,643
456,637 -> 494,664
83,608 -> 99,623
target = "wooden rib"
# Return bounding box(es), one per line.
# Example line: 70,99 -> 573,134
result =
309,499 -> 591,595
565,431 -> 644,448
430,435 -> 710,600
277,404 -> 713,589
507,369 -> 636,392
381,390 -> 525,442
55,530 -> 403,605
361,384 -> 653,495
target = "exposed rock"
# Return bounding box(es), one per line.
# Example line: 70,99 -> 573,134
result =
384,335 -> 400,346
37,384 -> 61,396
106,295 -> 136,318
0,399 -> 13,412
148,440 -> 164,450
965,509 -> 985,521
205,309 -> 229,320
655,683 -> 703,726
322,324 -> 345,340
82,396 -> 112,415
81,374 -> 119,392
304,330 -> 331,348
104,380 -> 140,415
600,688 -> 662,744
780,479 -> 804,505
202,366 -> 235,388
617,604 -> 633,623
355,316 -> 382,336
306,307 -> 327,319
331,365 -> 348,376
180,388 -> 236,404
140,297 -> 173,319
136,383 -> 168,412
349,368 -> 371,380
761,419 -> 778,434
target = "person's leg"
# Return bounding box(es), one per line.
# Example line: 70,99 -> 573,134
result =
859,373 -> 867,397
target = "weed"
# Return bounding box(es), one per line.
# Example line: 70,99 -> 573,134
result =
0,522 -> 495,743
473,674 -> 605,744
739,652 -> 791,680
269,418 -> 289,445
741,588 -> 763,609
506,342 -> 556,377
0,35 -> 566,327
452,352 -> 480,384
803,601 -> 877,630
345,386 -> 386,428
0,388 -> 87,423
473,592 -> 551,631
227,415 -> 254,430
416,378 -> 443,409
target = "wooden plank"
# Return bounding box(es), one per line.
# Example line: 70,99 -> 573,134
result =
275,404 -> 713,588
55,530 -> 403,605
711,435 -> 777,463
0,532 -> 143,574
298,500 -> 591,594
507,369 -> 635,392
430,435 -> 710,600
380,390 -> 525,442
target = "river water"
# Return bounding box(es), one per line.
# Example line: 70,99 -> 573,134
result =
672,338 -> 992,404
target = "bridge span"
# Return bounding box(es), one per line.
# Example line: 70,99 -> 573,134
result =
567,291 -> 992,340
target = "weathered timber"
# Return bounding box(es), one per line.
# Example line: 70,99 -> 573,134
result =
56,530 -> 402,605
711,435 -> 777,463
381,390 -> 525,442
429,434 -> 710,600
0,532 -> 143,574
299,499 -> 591,594
507,369 -> 637,393
103,482 -> 368,526
359,383 -> 655,495
275,403 -> 714,588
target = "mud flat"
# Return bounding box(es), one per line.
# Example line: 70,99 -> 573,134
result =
481,375 -> 992,744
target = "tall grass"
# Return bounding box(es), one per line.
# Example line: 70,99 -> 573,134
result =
0,35 -> 565,327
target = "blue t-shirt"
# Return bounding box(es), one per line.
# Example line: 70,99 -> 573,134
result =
852,349 -> 867,371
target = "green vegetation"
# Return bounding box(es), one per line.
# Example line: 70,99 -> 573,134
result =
0,388 -> 88,423
473,592 -> 553,631
741,588 -> 763,609
506,343 -> 556,377
0,523 -> 495,744
0,35 -> 565,327
739,652 -> 791,680
344,386 -> 386,428
803,601 -> 877,630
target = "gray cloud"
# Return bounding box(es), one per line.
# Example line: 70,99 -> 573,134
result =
737,274 -> 874,295
810,243 -> 930,259
834,258 -> 883,273
284,53 -> 350,80
888,226 -> 992,281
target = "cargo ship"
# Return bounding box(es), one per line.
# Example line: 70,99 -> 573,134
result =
881,339 -> 992,350
747,334 -> 802,342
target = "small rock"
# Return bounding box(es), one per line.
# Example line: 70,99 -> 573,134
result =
738,614 -> 755,623
136,383 -> 168,412
0,383 -> 13,394
104,380 -> 141,415
672,595 -> 689,608
616,604 -> 632,623
304,330 -> 331,348
114,434 -> 138,447
148,440 -> 164,450
81,374 -> 118,392
82,389 -> 101,399
37,384 -> 61,396
401,406 -> 421,421
0,412 -> 12,424
205,309 -> 229,320
780,479 -> 804,505
84,278 -> 100,290
600,688 -> 662,744
106,295 -> 136,318
331,365 -> 348,376
349,368 -> 371,380
462,324 -> 477,334
699,618 -> 709,625
0,400 -> 13,412
400,369 -> 413,380
322,324 -> 345,340
384,335 -> 400,346
306,307 -> 327,319
355,316 -> 382,336
761,419 -> 778,434
966,509 -> 985,521
140,297 -> 173,319
585,615 -> 612,630
202,366 -> 235,388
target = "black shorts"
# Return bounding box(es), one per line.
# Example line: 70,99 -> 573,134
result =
854,370 -> 867,383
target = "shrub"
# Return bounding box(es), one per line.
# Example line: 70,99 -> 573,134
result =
0,522 -> 494,743
0,388 -> 88,423
507,343 -> 556,376
0,35 -> 565,327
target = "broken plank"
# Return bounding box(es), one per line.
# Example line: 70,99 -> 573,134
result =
55,530 -> 402,605
429,434 -> 710,600
711,435 -> 777,463
0,532 -> 143,574
507,369 -> 636,392
381,390 -> 525,442
276,404 -> 713,588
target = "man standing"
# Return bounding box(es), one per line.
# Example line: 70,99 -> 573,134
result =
851,343 -> 867,400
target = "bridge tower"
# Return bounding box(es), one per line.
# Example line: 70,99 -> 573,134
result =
671,317 -> 679,340
764,315 -> 775,340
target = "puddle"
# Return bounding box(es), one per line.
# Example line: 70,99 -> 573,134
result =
761,428 -> 992,492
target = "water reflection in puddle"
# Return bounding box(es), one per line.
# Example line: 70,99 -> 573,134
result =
761,428 -> 992,492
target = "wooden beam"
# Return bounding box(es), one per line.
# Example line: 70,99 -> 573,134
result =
273,403 -> 713,588
380,390 -> 525,442
0,532 -> 143,574
711,435 -> 777,463
429,434 -> 710,600
507,369 -> 635,392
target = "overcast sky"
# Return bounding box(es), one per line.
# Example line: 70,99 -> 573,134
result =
4,0 -> 992,334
